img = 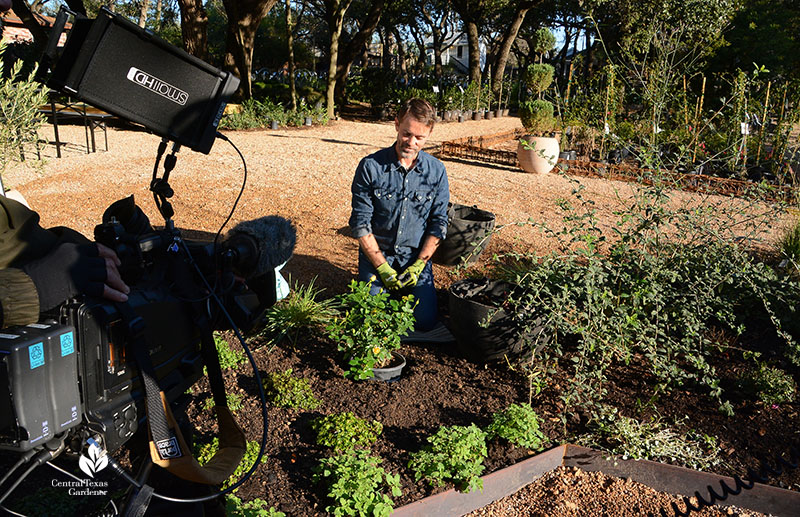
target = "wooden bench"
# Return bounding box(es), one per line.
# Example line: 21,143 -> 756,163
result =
38,96 -> 113,158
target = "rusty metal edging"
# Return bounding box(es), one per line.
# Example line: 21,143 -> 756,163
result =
563,445 -> 800,517
392,444 -> 800,517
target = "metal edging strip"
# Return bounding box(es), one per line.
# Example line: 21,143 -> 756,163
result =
392,444 -> 800,517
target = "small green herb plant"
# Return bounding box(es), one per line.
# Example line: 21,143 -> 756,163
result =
214,332 -> 246,370
262,277 -> 337,347
203,392 -> 244,412
313,449 -> 402,517
263,369 -> 320,410
225,495 -> 285,517
326,280 -> 415,380
194,439 -> 266,490
737,362 -> 796,405
486,403 -> 547,450
408,424 -> 488,493
312,412 -> 382,452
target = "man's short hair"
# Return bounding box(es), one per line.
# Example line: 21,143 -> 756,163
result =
397,98 -> 436,128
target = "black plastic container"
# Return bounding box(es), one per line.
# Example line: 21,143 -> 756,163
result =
432,203 -> 495,266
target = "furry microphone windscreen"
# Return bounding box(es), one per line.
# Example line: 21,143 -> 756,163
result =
225,216 -> 297,277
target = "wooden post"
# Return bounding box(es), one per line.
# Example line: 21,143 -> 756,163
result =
601,70 -> 612,158
692,76 -> 706,163
565,62 -> 574,108
683,75 -> 689,127
756,80 -> 771,163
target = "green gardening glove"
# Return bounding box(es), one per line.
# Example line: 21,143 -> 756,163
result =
398,259 -> 426,288
376,262 -> 402,290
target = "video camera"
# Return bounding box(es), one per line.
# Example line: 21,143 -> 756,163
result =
0,7 -> 293,463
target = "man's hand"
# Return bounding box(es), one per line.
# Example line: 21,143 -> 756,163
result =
398,259 -> 426,288
376,262 -> 402,291
22,241 -> 129,311
97,243 -> 130,302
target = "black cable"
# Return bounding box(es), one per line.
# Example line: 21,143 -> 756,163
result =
105,134 -> 267,505
0,450 -> 56,505
0,449 -> 38,490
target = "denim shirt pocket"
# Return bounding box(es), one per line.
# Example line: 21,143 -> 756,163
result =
411,189 -> 434,215
373,188 -> 397,216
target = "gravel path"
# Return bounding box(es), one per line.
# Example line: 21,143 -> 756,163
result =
6,116 -> 788,297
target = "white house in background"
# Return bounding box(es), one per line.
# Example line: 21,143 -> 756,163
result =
424,33 -> 487,74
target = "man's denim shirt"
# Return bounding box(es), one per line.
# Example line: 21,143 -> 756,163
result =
349,145 -> 449,257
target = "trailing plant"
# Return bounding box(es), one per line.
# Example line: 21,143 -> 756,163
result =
195,439 -> 266,490
225,495 -> 285,517
313,449 -> 402,517
737,362 -> 796,405
490,175 -> 800,419
261,277 -> 337,347
312,412 -> 382,452
485,403 -> 547,450
263,368 -> 320,410
408,424 -> 488,493
780,218 -> 800,268
575,407 -> 723,472
326,280 -> 415,380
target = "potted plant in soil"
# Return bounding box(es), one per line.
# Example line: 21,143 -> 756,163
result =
517,63 -> 559,174
326,279 -> 416,381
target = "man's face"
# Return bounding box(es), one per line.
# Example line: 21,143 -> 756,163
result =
394,115 -> 433,164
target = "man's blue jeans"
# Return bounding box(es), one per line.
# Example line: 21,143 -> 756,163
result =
358,252 -> 438,331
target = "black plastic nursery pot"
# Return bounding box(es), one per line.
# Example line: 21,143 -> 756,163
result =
371,351 -> 406,381
432,203 -> 495,266
393,445 -> 800,516
447,278 -> 527,363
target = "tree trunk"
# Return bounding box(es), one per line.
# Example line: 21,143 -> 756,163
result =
558,26 -> 572,80
177,0 -> 208,61
393,27 -> 407,83
221,0 -> 280,99
155,0 -> 162,32
409,25 -> 427,72
324,0 -> 352,119
138,0 -> 149,28
490,4 -> 530,99
465,20 -> 480,84
333,0 -> 384,104
382,28 -> 394,70
286,0 -> 297,110
432,27 -> 443,78
584,26 -> 593,78
10,0 -> 47,54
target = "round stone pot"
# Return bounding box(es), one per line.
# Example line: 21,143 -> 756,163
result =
486,110 -> 494,120
472,111 -> 483,121
304,116 -> 312,126
495,109 -> 502,118
372,351 -> 406,382
270,120 -> 279,130
517,136 -> 560,174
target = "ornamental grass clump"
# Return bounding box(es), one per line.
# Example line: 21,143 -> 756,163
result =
326,280 -> 415,380
408,424 -> 488,493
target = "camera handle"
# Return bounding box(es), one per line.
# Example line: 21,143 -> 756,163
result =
150,139 -> 181,224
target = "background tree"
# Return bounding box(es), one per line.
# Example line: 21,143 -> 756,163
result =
219,0 -> 279,98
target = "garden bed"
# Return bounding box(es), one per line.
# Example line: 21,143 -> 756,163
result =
176,312 -> 800,516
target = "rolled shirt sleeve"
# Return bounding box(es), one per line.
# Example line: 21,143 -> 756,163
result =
349,157 -> 375,239
425,161 -> 450,241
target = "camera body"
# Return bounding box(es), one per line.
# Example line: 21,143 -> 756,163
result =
0,204 -> 278,454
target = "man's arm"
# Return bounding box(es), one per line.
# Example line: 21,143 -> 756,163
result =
416,234 -> 441,263
357,233 -> 388,268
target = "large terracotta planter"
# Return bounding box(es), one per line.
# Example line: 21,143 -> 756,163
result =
517,136 -> 560,174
